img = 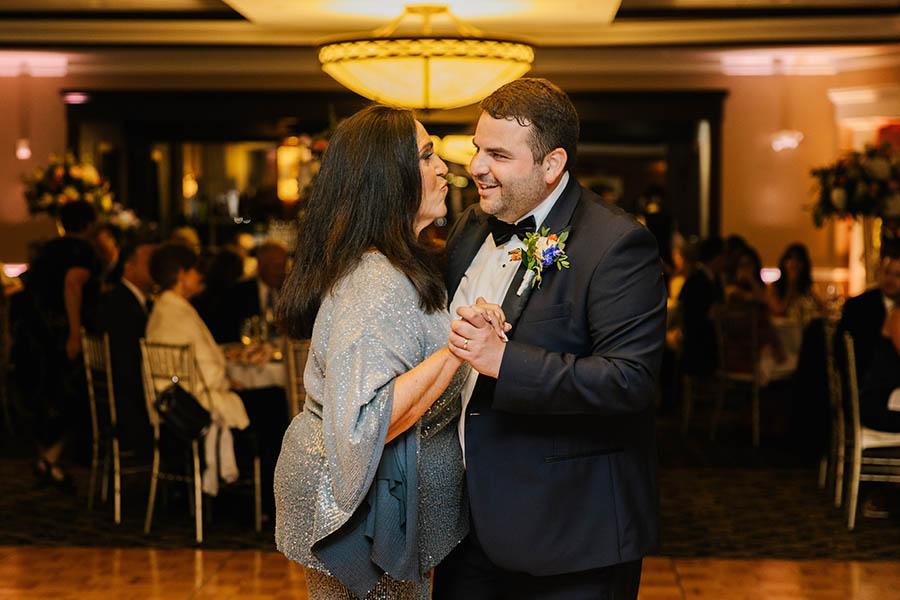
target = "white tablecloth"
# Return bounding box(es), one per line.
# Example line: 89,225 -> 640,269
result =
226,359 -> 287,389
761,316 -> 801,384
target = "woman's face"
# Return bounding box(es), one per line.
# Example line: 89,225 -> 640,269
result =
784,254 -> 802,282
178,267 -> 204,299
413,120 -> 449,236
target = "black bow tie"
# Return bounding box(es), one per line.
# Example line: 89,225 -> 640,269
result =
488,215 -> 536,246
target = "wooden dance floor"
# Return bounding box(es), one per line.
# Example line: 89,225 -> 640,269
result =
1,546 -> 898,599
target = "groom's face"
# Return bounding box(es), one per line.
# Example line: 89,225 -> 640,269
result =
470,111 -> 549,223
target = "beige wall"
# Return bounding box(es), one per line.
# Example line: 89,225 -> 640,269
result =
0,76 -> 67,223
719,74 -> 837,269
2,62 -> 900,271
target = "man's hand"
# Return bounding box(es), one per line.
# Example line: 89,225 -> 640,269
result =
449,299 -> 509,378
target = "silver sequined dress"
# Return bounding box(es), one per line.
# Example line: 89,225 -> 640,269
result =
274,253 -> 469,600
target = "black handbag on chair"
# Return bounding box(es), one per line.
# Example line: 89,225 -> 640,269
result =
155,376 -> 211,441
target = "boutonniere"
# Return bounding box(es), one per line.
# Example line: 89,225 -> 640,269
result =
508,227 -> 571,294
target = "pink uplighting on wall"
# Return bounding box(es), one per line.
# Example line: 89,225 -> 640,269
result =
0,52 -> 67,77
3,264 -> 28,278
760,268 -> 782,284
62,92 -> 90,104
15,139 -> 31,160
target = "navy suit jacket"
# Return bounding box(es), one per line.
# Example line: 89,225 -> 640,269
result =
99,282 -> 151,453
446,177 -> 667,576
839,288 -> 887,382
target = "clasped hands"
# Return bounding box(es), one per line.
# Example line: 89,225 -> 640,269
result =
448,297 -> 511,379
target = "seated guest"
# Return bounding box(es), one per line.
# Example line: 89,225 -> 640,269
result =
145,243 -> 251,496
231,240 -> 289,337
768,242 -> 822,325
722,245 -> 786,380
99,241 -> 156,456
146,243 -> 285,514
725,245 -> 768,305
840,252 -> 900,382
861,304 -> 900,432
723,234 -> 749,289
192,245 -> 246,343
858,281 -> 900,518
678,236 -> 725,377
841,250 -> 900,518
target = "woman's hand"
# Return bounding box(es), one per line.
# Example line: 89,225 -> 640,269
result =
448,298 -> 510,378
465,297 -> 511,342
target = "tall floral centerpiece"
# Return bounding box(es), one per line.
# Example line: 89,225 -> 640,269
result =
810,143 -> 900,289
22,152 -> 141,231
810,143 -> 900,226
23,152 -> 112,215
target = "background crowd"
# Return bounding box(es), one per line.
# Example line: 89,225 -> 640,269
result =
8,199 -> 290,519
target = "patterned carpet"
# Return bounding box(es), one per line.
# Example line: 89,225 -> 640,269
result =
2,405 -> 900,559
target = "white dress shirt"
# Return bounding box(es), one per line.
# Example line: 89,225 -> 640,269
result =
449,171 -> 569,461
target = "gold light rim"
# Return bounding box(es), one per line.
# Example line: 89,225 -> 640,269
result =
317,37 -> 534,63
316,5 -> 535,110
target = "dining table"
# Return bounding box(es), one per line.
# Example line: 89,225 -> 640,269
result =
223,339 -> 288,390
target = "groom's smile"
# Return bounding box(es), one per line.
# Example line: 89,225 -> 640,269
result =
470,110 -> 555,223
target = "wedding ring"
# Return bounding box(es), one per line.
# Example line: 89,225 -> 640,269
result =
463,339 -> 469,350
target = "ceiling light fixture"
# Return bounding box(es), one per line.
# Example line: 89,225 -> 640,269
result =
318,4 -> 534,110
430,134 -> 476,165
770,62 -> 803,153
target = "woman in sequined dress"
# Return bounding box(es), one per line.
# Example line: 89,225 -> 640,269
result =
273,105 -> 507,600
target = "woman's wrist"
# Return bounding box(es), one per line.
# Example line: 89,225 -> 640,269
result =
443,345 -> 464,366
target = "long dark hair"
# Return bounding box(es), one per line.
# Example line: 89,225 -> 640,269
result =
277,104 -> 445,338
774,242 -> 812,299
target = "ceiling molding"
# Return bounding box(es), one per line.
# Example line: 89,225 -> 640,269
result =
829,84 -> 900,121
1,13 -> 899,48
2,44 -> 899,82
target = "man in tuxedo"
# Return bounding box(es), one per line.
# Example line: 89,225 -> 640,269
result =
840,254 -> 900,382
228,240 -> 288,340
99,241 -> 155,455
677,236 -> 726,378
434,79 -> 666,599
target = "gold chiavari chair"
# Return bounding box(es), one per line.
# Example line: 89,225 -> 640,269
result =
841,332 -> 900,530
822,320 -> 845,506
140,339 -> 205,542
140,339 -> 262,543
81,328 -> 150,523
285,338 -> 311,420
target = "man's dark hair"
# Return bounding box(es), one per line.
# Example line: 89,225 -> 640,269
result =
480,78 -> 579,167
59,200 -> 97,234
149,242 -> 198,291
698,236 -> 725,263
277,104 -> 445,339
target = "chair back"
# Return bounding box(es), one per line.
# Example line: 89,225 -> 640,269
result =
842,332 -> 863,444
81,328 -> 117,434
285,338 -> 310,418
139,339 -> 199,429
824,321 -> 844,423
716,302 -> 760,378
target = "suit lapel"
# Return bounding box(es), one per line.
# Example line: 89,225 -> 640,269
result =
499,176 -> 583,332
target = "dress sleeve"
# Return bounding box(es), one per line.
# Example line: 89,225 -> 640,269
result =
319,275 -> 424,514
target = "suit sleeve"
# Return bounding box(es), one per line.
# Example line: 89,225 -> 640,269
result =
493,225 -> 667,415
